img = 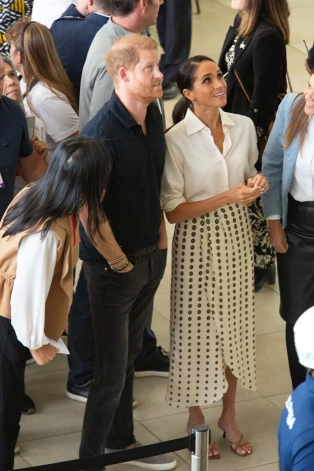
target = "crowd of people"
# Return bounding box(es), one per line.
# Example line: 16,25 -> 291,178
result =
0,0 -> 314,470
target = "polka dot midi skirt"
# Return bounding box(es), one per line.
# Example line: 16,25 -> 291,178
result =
166,203 -> 257,407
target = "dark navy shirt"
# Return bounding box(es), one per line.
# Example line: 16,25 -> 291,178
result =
51,12 -> 109,99
0,97 -> 33,219
80,92 -> 165,260
278,372 -> 314,471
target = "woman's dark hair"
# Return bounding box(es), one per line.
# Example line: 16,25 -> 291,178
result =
2,136 -> 111,241
172,55 -> 215,125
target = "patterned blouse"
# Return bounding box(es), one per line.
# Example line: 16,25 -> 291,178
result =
0,0 -> 33,55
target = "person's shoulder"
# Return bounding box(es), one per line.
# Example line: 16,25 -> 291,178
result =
148,101 -> 163,124
254,19 -> 285,43
81,102 -> 112,138
0,96 -> 25,122
51,15 -> 85,32
165,119 -> 186,141
224,111 -> 253,127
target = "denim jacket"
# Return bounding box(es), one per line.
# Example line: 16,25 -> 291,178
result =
261,93 -> 302,228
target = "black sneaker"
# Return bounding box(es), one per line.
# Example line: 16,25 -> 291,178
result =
66,381 -> 90,403
162,80 -> 179,100
21,394 -> 35,415
134,346 -> 169,378
67,381 -> 138,408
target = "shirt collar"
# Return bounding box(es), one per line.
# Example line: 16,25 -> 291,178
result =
184,107 -> 237,136
306,371 -> 314,393
108,91 -> 138,130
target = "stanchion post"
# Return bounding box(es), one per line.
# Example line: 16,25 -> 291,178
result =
190,425 -> 210,471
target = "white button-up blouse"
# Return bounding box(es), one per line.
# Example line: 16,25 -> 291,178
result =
161,108 -> 258,213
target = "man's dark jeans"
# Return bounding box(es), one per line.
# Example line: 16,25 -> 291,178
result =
79,248 -> 167,458
67,271 -> 158,387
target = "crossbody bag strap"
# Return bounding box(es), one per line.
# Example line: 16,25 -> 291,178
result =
234,69 -> 252,103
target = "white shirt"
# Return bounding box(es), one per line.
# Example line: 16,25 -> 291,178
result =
11,231 -> 59,350
161,108 -> 258,212
23,82 -> 79,162
290,117 -> 314,202
32,0 -> 75,28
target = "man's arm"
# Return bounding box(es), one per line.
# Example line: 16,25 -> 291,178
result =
18,148 -> 48,183
79,205 -> 134,272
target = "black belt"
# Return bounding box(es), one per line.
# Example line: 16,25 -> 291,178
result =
130,244 -> 158,257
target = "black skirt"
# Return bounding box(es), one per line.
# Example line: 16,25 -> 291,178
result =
277,194 -> 314,324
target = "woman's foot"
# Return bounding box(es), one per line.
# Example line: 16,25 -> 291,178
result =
187,407 -> 220,459
217,417 -> 252,456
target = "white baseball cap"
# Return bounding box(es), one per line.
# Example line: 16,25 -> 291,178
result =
294,306 -> 314,369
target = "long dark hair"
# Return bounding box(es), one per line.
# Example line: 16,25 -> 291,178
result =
2,136 -> 111,241
172,55 -> 215,125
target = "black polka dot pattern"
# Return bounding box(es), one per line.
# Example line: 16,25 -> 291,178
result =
166,204 -> 257,408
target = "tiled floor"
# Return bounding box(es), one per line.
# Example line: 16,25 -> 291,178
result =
17,1 -> 314,469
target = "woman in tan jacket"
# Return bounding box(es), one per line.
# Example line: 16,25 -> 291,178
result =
0,135 -> 110,470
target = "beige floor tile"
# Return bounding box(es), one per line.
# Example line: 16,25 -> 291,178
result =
267,393 -> 290,411
255,286 -> 283,335
140,398 -> 281,470
19,422 -> 177,468
237,464 -> 279,471
151,309 -> 171,350
256,331 -> 292,397
21,370 -> 84,442
24,352 -> 68,378
154,291 -> 171,321
134,374 -> 261,421
289,6 -> 314,43
19,432 -> 81,466
14,455 -> 31,469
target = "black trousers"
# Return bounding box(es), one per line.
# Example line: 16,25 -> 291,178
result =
285,322 -> 307,390
79,248 -> 166,458
157,0 -> 192,81
0,317 -> 29,471
277,195 -> 314,389
67,267 -> 158,387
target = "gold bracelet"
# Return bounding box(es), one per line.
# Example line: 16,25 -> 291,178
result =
111,260 -> 130,272
108,255 -> 125,265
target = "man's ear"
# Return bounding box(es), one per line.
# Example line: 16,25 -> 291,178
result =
119,66 -> 130,83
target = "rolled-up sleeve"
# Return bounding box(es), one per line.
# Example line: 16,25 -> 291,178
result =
161,139 -> 187,213
11,230 -> 59,350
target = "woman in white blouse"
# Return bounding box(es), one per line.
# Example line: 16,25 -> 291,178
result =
261,73 -> 314,390
161,55 -> 268,458
7,20 -> 79,162
0,136 -> 110,470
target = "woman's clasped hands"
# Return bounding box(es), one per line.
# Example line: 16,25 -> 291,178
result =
228,174 -> 268,205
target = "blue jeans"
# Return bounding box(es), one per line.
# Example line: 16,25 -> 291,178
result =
79,248 -> 166,457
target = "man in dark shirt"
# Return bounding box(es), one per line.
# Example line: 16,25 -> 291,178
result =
0,55 -> 47,219
78,34 -> 176,470
51,0 -> 111,100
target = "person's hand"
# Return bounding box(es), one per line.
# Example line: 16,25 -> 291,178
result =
269,220 -> 288,253
30,343 -> 59,366
247,174 -> 269,193
31,135 -> 49,161
227,184 -> 262,205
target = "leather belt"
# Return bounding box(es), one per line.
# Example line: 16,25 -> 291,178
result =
131,244 -> 158,257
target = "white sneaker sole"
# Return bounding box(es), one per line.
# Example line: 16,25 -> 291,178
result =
134,371 -> 169,378
121,459 -> 177,470
14,446 -> 20,454
66,391 -> 87,403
